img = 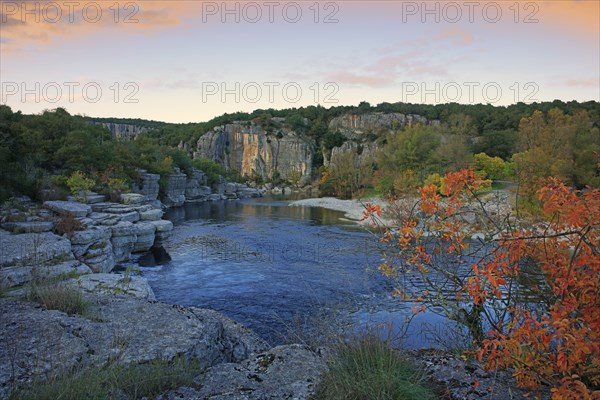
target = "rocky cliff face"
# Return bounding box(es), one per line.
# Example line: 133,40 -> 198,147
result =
328,112 -> 430,139
95,122 -> 150,140
191,113 -> 434,184
324,112 -> 436,170
195,123 -> 314,184
328,141 -> 379,169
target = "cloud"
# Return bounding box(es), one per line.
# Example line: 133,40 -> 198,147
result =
434,28 -> 473,45
327,72 -> 389,87
0,1 -> 205,52
323,30 -> 468,88
563,78 -> 600,88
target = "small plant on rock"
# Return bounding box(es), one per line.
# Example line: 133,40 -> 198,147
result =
54,213 -> 83,236
28,283 -> 89,316
66,171 -> 95,203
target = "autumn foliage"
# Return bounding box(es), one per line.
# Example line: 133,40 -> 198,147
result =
364,169 -> 600,398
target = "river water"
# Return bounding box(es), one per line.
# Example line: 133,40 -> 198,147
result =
139,196 -> 463,348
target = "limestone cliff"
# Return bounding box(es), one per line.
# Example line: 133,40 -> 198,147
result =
95,122 -> 150,140
328,112 -> 430,139
195,123 -> 314,183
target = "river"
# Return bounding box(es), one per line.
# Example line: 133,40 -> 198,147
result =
138,196 -> 464,348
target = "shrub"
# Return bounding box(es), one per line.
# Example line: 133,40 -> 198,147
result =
66,171 -> 95,202
193,158 -> 227,185
312,335 -> 437,400
54,214 -> 84,236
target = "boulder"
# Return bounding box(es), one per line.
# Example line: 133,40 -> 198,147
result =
132,222 -> 156,252
82,243 -> 116,273
209,193 -> 223,201
96,204 -> 137,214
120,193 -> 146,205
225,182 -> 239,194
149,220 -> 174,246
69,227 -> 112,247
68,227 -> 115,273
149,220 -> 174,233
110,222 -> 137,262
133,170 -> 160,201
44,201 -> 91,218
409,350 -> 537,400
186,171 -> 212,202
139,209 -> 163,221
162,172 -> 187,207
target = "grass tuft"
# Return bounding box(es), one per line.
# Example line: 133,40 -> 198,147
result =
11,356 -> 202,400
312,334 -> 438,400
28,283 -> 90,316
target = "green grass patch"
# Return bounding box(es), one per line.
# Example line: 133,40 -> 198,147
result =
11,356 -> 202,400
28,283 -> 90,316
312,334 -> 438,400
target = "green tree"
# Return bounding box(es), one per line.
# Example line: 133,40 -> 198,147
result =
378,125 -> 441,178
472,153 -> 507,180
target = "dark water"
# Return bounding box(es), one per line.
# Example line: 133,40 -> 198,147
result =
140,196 -> 462,348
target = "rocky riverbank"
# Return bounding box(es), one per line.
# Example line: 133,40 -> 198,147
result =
0,272 -> 543,400
0,194 -> 173,290
1,189 -> 538,399
0,288 -> 327,399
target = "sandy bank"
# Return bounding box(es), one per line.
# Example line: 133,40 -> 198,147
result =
288,197 -> 393,226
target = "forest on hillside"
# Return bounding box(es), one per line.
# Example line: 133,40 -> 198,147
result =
2,100 -> 599,204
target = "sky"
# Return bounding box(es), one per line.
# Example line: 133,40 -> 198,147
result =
0,0 -> 598,123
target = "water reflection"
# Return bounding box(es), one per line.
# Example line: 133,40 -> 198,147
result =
165,197 -> 351,227
146,196 -> 458,347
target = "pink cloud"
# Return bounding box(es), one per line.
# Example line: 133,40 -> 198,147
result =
434,28 -> 473,45
0,1 -> 205,52
327,72 -> 389,87
563,78 -> 600,88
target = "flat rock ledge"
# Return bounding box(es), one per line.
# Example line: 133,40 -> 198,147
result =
71,273 -> 156,300
0,291 -> 330,400
0,293 -> 272,399
159,344 -> 327,400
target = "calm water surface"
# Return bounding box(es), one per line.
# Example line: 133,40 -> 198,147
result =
140,196 -> 459,347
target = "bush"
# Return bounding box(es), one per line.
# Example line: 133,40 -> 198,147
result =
193,158 -> 227,185
54,214 -> 84,236
312,335 -> 437,400
66,171 -> 95,202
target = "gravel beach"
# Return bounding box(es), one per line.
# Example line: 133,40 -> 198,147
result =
288,197 -> 393,226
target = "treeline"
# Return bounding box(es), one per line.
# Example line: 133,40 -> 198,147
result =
0,106 -> 227,202
321,106 -> 600,201
116,100 -> 599,155
2,100 -> 599,203
86,117 -> 170,130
